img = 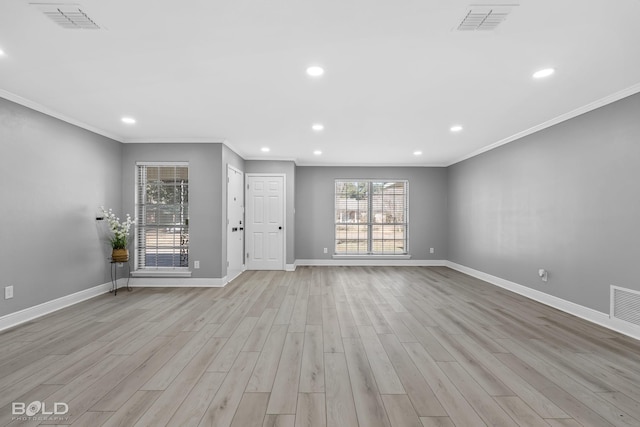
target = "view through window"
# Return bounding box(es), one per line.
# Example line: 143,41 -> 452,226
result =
136,163 -> 189,269
335,180 -> 408,255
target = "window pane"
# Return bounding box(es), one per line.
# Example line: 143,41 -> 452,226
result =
137,164 -> 189,269
334,179 -> 408,255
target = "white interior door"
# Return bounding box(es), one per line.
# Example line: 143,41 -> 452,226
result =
227,166 -> 244,279
246,175 -> 284,270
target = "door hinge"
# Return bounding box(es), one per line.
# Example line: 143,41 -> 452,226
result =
247,184 -> 249,190
246,252 -> 249,258
227,261 -> 229,267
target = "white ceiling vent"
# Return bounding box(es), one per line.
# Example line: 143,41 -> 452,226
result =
30,3 -> 100,29
457,4 -> 518,31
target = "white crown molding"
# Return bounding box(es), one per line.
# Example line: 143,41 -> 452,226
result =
448,81 -> 640,166
243,156 -> 299,163
445,261 -> 640,341
0,89 -> 124,142
0,282 -> 112,332
221,140 -> 247,159
294,162 -> 448,167
123,137 -> 226,144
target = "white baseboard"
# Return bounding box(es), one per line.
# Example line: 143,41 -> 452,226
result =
130,277 -> 227,287
0,282 -> 112,332
445,261 -> 640,341
295,259 -> 447,267
285,263 -> 297,272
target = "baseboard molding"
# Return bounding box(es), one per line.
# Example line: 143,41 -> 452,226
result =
0,282 -> 112,332
130,277 -> 227,287
285,263 -> 297,272
295,259 -> 447,267
445,261 -> 640,341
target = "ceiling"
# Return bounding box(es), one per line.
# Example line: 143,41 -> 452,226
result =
1,0 -> 639,166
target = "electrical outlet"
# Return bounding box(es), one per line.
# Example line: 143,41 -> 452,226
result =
5,286 -> 14,299
430,248 -> 434,254
194,260 -> 200,269
323,248 -> 328,254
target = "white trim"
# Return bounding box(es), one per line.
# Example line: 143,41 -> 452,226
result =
124,137 -> 226,144
295,161 -> 447,167
130,277 -> 227,287
243,156 -> 298,162
448,82 -> 640,166
131,270 -> 192,278
285,263 -> 297,272
135,161 -> 189,166
333,255 -> 411,260
0,90 -> 124,142
445,261 -> 640,341
226,269 -> 244,283
0,282 -> 112,332
296,259 -> 446,267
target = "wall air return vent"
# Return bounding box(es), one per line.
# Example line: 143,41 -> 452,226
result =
611,286 -> 640,328
30,3 -> 100,29
457,4 -> 518,31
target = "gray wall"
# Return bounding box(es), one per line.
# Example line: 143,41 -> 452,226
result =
0,98 -> 122,317
447,92 -> 640,313
295,166 -> 449,260
122,143 -> 225,279
245,160 -> 296,265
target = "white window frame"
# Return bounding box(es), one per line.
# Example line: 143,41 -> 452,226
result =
334,179 -> 409,257
135,161 -> 190,272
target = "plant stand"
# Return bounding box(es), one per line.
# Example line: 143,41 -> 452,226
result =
110,260 -> 131,296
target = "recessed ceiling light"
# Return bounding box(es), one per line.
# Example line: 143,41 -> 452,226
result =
450,125 -> 463,132
313,150 -> 322,156
306,66 -> 324,77
533,68 -> 555,79
413,151 -> 422,156
312,123 -> 324,131
261,147 -> 270,152
121,117 -> 136,124
0,49 -> 5,56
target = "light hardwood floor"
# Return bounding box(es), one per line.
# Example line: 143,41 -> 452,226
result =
1,266 -> 639,426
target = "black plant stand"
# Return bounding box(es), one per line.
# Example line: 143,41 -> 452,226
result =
110,260 -> 131,295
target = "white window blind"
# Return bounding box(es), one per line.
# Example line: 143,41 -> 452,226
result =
136,164 -> 189,269
335,180 -> 408,255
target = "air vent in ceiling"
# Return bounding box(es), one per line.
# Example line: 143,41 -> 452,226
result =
30,3 -> 100,29
457,4 -> 518,31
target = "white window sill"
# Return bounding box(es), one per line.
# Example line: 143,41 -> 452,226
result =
131,269 -> 192,278
332,254 -> 411,260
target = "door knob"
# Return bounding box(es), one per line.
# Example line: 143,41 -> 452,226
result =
278,226 -> 282,230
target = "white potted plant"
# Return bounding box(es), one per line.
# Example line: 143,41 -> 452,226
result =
101,207 -> 135,262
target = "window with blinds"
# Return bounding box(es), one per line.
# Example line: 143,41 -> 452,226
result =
136,163 -> 189,269
335,180 -> 408,255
